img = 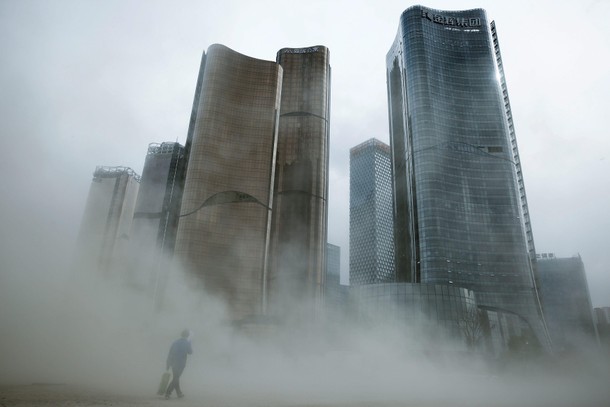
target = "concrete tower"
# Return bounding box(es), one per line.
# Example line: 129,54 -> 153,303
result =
76,166 -> 140,275
174,44 -> 282,322
268,46 -> 331,320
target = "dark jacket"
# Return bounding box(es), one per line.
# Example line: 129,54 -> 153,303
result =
166,338 -> 192,370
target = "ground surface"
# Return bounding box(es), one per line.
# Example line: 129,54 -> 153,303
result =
0,384 -> 458,407
0,384 -> 408,407
0,383 -> 265,407
2,380 -> 610,407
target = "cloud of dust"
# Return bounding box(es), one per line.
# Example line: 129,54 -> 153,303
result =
1,232 -> 609,407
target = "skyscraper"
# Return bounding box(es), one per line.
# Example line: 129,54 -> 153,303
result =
325,243 -> 341,289
594,307 -> 610,354
173,44 -> 330,323
386,6 -> 548,346
536,254 -> 598,351
349,138 -> 395,285
128,142 -> 186,303
76,166 -> 140,275
173,44 -> 282,322
268,46 -> 331,318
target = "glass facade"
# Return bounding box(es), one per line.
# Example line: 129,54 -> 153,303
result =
174,45 -> 330,323
536,254 -> 598,351
386,6 -> 548,346
326,243 -> 341,290
268,46 -> 331,318
349,138 -> 395,284
350,283 -> 477,341
594,307 -> 610,353
324,243 -> 348,318
174,44 -> 283,322
351,282 -> 540,353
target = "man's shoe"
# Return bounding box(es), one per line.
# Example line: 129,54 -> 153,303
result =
177,393 -> 184,399
164,394 -> 170,400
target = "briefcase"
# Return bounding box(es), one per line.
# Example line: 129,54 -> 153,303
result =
157,371 -> 171,395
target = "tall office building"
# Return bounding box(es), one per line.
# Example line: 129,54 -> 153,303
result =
326,243 -> 341,289
594,307 -> 610,353
268,46 -> 331,318
324,243 -> 350,323
128,142 -> 186,303
76,166 -> 140,274
536,254 -> 598,351
349,138 -> 395,285
386,6 -> 548,346
174,44 -> 330,323
174,44 -> 282,322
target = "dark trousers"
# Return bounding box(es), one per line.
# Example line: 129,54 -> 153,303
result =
165,365 -> 185,396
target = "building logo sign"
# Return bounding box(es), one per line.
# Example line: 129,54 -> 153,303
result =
282,46 -> 320,54
421,9 -> 481,28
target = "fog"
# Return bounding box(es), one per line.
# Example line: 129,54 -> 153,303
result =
1,0 -> 610,405
1,225 -> 609,407
1,0 -> 609,306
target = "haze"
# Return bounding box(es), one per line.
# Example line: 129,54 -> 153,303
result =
1,0 -> 609,406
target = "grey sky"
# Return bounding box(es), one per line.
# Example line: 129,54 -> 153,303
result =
1,0 -> 608,306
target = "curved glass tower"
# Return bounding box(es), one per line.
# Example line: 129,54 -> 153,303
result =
174,44 -> 282,322
387,6 -> 548,345
174,44 -> 330,324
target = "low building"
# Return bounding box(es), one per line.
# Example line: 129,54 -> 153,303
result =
350,282 -> 541,356
536,254 -> 598,352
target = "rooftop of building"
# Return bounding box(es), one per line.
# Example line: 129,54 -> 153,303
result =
350,138 -> 391,155
93,165 -> 141,182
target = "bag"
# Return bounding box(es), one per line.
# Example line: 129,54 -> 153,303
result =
157,371 -> 171,395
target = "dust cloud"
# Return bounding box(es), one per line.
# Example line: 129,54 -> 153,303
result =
1,232 -> 609,407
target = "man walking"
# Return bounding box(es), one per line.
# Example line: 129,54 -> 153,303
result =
165,329 -> 193,399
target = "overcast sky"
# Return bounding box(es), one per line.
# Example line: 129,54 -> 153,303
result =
1,0 -> 608,306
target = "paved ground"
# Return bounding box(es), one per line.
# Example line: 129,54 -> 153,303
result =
0,384 -> 456,407
2,380 -> 610,407
0,383 -> 260,407
0,384 -> 407,407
